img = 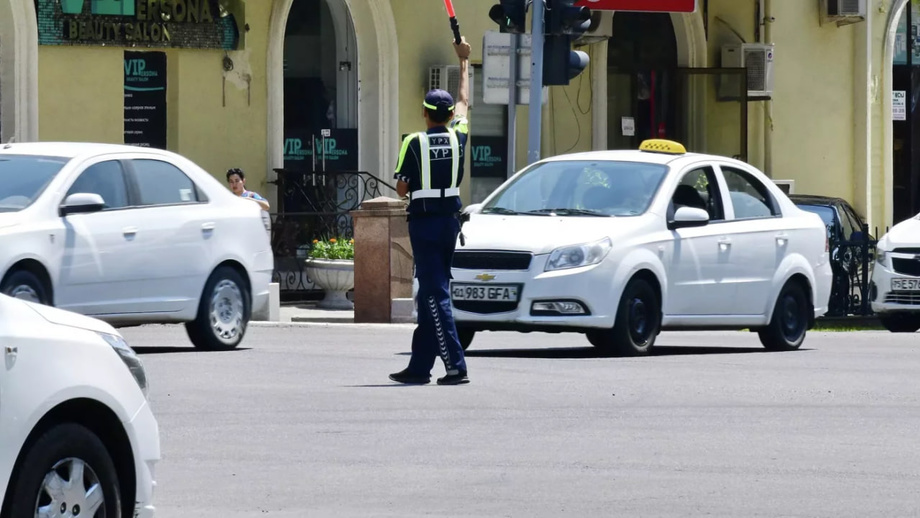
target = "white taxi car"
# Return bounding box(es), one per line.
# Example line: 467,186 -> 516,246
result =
0,142 -> 273,350
0,293 -> 159,517
870,214 -> 920,332
451,140 -> 833,355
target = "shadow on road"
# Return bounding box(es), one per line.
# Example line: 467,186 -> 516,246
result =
461,345 -> 812,359
133,346 -> 252,355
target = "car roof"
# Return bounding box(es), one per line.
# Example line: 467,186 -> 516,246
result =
0,142 -> 167,160
788,194 -> 848,206
538,148 -> 748,168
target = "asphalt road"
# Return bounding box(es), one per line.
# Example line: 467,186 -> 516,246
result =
122,323 -> 920,518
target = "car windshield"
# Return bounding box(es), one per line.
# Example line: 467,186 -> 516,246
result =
0,155 -> 69,212
481,160 -> 669,217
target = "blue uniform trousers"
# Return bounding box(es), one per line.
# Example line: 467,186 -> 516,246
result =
406,215 -> 468,375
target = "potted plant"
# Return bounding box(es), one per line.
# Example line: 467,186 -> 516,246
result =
305,237 -> 355,310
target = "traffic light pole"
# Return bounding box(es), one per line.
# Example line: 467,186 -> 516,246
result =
507,32 -> 518,179
527,0 -> 545,166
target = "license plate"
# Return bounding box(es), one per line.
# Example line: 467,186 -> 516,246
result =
451,283 -> 519,302
892,278 -> 920,291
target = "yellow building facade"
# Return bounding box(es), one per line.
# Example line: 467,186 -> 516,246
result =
0,0 -> 915,231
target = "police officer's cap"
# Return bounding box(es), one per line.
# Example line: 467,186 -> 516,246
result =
423,89 -> 455,112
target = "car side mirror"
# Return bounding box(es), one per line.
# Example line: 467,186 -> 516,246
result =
668,206 -> 710,230
60,193 -> 105,217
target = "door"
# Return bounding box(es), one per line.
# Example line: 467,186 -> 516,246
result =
126,158 -> 214,313
666,165 -> 734,316
57,159 -> 145,315
716,164 -> 784,316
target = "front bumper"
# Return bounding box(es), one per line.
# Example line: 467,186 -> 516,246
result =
870,258 -> 920,314
451,255 -> 618,331
129,401 -> 160,517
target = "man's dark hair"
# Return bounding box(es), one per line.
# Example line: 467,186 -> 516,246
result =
227,168 -> 245,181
426,107 -> 452,124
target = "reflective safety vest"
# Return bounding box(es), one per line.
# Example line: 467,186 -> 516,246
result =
409,129 -> 461,201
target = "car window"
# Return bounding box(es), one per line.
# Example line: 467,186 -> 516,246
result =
721,166 -> 778,219
672,166 -> 724,221
841,204 -> 865,238
131,159 -> 200,206
66,160 -> 129,210
483,160 -> 669,216
0,155 -> 68,212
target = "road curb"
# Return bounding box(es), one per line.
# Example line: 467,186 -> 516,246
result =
250,321 -> 414,329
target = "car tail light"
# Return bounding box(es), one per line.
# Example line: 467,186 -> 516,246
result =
825,233 -> 829,253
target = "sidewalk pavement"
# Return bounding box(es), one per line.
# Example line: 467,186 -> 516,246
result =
274,302 -> 356,324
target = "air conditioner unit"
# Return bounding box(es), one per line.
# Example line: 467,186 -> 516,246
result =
429,65 -> 474,109
773,179 -> 795,195
721,43 -> 775,100
820,0 -> 867,27
574,11 -> 613,47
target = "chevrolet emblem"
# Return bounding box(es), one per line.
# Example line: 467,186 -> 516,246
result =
475,273 -> 496,282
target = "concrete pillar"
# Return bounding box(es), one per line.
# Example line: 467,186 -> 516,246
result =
351,196 -> 413,323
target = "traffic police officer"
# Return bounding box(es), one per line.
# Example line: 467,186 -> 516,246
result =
389,36 -> 472,386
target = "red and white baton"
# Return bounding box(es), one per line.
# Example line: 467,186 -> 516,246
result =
443,0 -> 462,44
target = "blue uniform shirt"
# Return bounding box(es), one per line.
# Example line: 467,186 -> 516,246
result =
394,116 -> 469,215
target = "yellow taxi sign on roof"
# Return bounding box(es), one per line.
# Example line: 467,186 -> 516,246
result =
639,139 -> 686,155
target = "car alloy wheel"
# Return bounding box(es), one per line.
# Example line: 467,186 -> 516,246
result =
10,284 -> 41,304
209,279 -> 244,345
35,457 -> 106,517
628,296 -> 652,344
780,292 -> 805,343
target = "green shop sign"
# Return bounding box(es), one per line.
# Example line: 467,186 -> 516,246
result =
36,0 -> 243,50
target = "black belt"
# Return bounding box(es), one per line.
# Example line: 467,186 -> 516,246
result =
406,212 -> 460,222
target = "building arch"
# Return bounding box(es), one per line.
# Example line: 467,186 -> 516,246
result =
0,0 -> 39,143
591,9 -> 707,150
267,0 -> 399,199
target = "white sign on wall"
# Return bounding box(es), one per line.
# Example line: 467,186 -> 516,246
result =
482,31 -> 548,105
893,90 -> 907,121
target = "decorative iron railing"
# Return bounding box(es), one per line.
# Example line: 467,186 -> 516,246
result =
268,169 -> 396,300
825,225 -> 880,317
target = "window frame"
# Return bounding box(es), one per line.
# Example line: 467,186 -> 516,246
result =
715,163 -> 781,221
64,159 -> 133,212
124,158 -> 208,208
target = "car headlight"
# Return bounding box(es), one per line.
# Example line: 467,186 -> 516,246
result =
545,237 -> 613,271
876,248 -> 888,267
98,332 -> 148,397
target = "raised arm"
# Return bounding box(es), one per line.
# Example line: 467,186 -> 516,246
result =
453,36 -> 471,120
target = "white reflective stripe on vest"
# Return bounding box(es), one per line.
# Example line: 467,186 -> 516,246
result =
417,132 -> 431,190
411,188 -> 461,200
416,129 -> 460,196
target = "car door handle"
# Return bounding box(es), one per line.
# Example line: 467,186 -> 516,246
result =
717,237 -> 732,245
202,222 -> 216,231
776,232 -> 789,245
123,226 -> 138,237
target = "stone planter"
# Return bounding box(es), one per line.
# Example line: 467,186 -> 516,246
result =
305,258 -> 355,310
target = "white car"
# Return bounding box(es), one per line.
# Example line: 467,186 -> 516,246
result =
451,140 -> 833,355
0,142 -> 273,350
870,214 -> 920,332
0,293 -> 159,517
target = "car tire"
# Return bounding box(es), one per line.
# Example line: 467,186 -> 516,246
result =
1,269 -> 49,305
186,266 -> 250,351
7,423 -> 122,518
592,278 -> 660,356
458,329 -> 475,351
758,281 -> 809,351
878,313 -> 920,333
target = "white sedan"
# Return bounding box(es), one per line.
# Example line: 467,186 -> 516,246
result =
451,140 -> 833,355
0,142 -> 273,350
0,293 -> 159,517
870,214 -> 920,332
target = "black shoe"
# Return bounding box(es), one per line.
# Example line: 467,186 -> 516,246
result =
389,369 -> 430,385
437,370 -> 469,385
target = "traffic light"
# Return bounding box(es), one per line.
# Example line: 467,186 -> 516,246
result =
489,0 -> 528,34
543,0 -> 591,85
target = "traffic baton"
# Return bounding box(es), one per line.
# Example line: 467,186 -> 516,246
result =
443,0 -> 462,44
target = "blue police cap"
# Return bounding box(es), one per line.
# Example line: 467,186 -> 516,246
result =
423,89 -> 455,111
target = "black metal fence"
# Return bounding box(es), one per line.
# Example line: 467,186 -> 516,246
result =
825,225 -> 881,317
268,169 -> 395,301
